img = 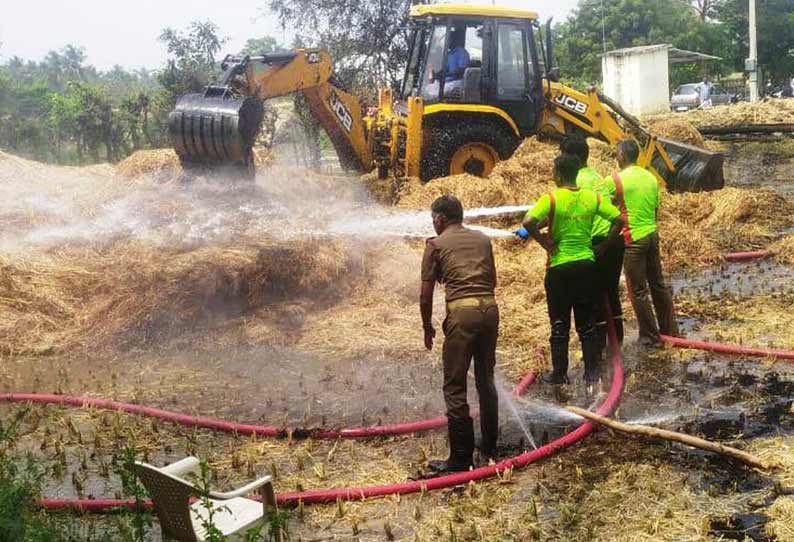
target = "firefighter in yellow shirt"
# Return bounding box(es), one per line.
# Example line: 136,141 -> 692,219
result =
561,136 -> 625,360
516,154 -> 624,384
601,140 -> 680,346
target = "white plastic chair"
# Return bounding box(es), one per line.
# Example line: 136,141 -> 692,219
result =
134,456 -> 280,542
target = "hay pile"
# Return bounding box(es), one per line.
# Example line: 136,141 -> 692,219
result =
115,146 -> 273,180
647,98 -> 794,128
0,238 -> 364,354
115,149 -> 182,179
0,151 -> 135,238
646,118 -> 706,148
770,234 -> 794,265
392,134 -> 650,212
658,187 -> 793,267
395,138 -> 558,210
396,137 -> 618,211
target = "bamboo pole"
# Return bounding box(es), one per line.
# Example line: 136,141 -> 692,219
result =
566,406 -> 773,471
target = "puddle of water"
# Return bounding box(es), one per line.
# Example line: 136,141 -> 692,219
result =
617,347 -> 794,443
673,259 -> 794,298
709,513 -> 770,542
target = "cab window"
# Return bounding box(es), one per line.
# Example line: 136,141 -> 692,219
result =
497,25 -> 529,98
419,22 -> 483,103
464,25 -> 483,67
402,26 -> 430,99
420,25 -> 448,103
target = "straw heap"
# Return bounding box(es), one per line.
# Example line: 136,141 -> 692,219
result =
396,138 -> 560,210
647,98 -> 794,128
115,147 -> 273,180
660,187 -> 793,265
0,239 -> 364,355
645,118 -> 706,147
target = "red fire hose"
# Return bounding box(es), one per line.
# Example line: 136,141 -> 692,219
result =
30,324 -> 623,511
723,250 -> 774,262
0,372 -> 537,441
662,335 -> 794,360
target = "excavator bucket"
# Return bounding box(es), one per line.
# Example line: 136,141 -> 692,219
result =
168,88 -> 264,165
652,138 -> 725,192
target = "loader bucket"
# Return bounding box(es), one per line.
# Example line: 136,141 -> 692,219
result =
652,137 -> 725,192
168,91 -> 264,164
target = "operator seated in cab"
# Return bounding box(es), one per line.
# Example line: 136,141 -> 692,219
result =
426,27 -> 470,98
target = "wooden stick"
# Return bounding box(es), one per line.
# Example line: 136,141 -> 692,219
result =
566,406 -> 773,471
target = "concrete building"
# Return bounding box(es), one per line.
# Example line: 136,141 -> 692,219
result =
601,44 -> 721,116
602,44 -> 671,116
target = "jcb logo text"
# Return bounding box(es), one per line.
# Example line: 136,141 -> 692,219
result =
554,94 -> 588,115
330,92 -> 353,132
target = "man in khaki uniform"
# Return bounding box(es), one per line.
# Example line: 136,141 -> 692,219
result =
420,195 -> 499,472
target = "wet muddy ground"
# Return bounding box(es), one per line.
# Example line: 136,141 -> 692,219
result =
673,259 -> 794,299
715,140 -> 794,195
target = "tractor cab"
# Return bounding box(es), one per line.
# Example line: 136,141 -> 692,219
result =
402,4 -> 549,137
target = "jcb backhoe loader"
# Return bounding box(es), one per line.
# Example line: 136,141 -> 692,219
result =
169,3 -> 723,191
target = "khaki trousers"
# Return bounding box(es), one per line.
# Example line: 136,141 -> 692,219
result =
623,232 -> 679,342
442,302 -> 499,454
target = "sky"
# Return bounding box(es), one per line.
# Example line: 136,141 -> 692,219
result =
0,0 -> 581,71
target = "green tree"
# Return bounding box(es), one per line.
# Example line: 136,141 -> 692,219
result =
268,0 -> 428,93
157,20 -> 227,99
712,0 -> 794,83
554,0 -> 725,87
691,0 -> 717,21
154,21 -> 228,145
241,36 -> 281,55
2,82 -> 55,160
1,43 -> 164,163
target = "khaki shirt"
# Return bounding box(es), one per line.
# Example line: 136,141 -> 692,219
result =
421,223 -> 497,302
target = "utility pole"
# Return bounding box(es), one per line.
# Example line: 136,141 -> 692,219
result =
601,0 -> 607,54
747,0 -> 759,102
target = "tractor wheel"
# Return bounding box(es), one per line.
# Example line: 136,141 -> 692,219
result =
420,120 -> 519,182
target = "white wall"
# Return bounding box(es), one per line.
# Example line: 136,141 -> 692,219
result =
602,47 -> 670,116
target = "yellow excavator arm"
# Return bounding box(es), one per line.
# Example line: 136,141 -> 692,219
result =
538,81 -> 723,191
242,50 -> 372,171
169,49 -> 374,173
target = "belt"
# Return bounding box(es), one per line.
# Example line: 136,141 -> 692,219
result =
446,295 -> 497,311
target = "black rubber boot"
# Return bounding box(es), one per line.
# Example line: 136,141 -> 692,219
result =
595,323 -> 607,362
581,330 -> 602,384
542,335 -> 570,385
478,401 -> 499,462
427,417 -> 474,473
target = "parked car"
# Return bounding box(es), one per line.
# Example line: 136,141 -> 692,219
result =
768,83 -> 794,98
670,83 -> 735,111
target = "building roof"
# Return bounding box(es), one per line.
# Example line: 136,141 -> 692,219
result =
410,4 -> 538,20
669,48 -> 722,64
603,44 -> 672,57
603,44 -> 721,63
